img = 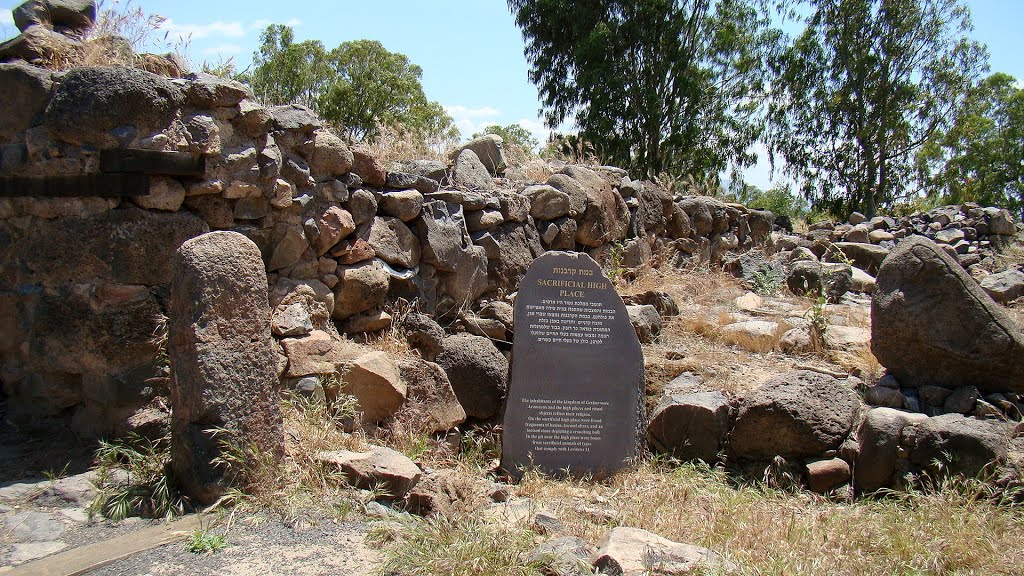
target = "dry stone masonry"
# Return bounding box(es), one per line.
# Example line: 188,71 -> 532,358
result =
0,60 -> 778,437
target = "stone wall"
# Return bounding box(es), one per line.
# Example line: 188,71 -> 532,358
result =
0,63 -> 773,436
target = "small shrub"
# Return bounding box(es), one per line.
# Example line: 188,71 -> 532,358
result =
89,433 -> 187,521
750,268 -> 783,296
186,527 -> 227,555
804,294 -> 829,352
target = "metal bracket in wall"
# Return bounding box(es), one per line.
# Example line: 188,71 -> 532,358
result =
0,173 -> 151,197
99,149 -> 206,177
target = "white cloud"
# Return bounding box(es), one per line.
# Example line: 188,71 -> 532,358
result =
444,105 -> 502,138
1,9 -> 14,28
161,19 -> 247,40
203,43 -> 243,56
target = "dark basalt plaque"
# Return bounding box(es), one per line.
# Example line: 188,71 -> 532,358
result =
501,251 -> 645,478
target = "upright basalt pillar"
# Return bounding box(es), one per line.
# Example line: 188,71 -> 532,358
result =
169,231 -> 282,504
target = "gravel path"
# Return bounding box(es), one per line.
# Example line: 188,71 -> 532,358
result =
88,513 -> 382,576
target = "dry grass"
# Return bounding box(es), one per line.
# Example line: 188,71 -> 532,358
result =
221,393 -> 370,520
516,461 -> 1024,576
504,157 -> 556,187
35,0 -> 189,72
359,124 -> 452,167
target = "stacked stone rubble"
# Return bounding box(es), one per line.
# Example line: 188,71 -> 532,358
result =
0,61 -> 795,436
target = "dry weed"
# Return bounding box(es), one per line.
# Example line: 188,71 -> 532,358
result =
519,460 -> 1024,576
36,0 -> 190,72
359,124 -> 451,167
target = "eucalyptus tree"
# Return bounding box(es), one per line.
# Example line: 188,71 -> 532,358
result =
508,0 -> 778,179
767,0 -> 987,217
918,72 -> 1024,211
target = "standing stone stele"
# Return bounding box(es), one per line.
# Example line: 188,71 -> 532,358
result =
501,252 -> 645,478
169,231 -> 283,504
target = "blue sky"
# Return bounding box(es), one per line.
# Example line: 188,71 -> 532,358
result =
1,0 -> 1020,188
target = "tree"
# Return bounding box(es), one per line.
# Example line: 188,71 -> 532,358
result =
246,24 -> 331,111
472,124 -> 540,152
767,0 -> 988,218
729,182 -> 809,220
244,26 -> 458,143
508,0 -> 777,179
917,72 -> 1024,211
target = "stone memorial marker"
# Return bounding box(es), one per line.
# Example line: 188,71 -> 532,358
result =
501,251 -> 645,478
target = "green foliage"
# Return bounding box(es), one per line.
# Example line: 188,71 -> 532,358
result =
731,182 -> 809,220
89,433 -> 187,521
472,124 -> 539,152
918,72 -> 1024,212
606,240 -> 627,285
767,0 -> 988,218
804,294 -> 829,352
187,528 -> 227,555
509,0 -> 778,179
750,267 -> 783,296
243,26 -> 458,146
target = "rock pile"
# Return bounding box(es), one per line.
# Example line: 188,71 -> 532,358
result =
648,370 -> 1020,495
0,60 -> 779,436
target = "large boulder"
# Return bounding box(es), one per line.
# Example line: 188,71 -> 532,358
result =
333,259 -> 390,320
632,180 -> 674,238
730,371 -> 861,460
434,334 -> 508,420
593,527 -> 737,575
13,0 -> 96,32
280,330 -> 361,378
304,129 -> 353,177
545,173 -> 588,216
441,245 -> 489,307
44,66 -> 184,148
786,261 -> 852,303
522,184 -> 571,221
366,216 -> 420,269
980,268 -> 1024,303
168,232 -> 282,505
647,390 -> 730,463
317,446 -> 421,498
417,200 -> 471,273
626,304 -> 662,344
903,414 -> 1012,478
16,206 -> 207,286
473,221 -> 544,295
0,24 -> 81,64
855,408 -> 927,492
0,63 -> 52,139
678,197 -> 714,237
394,357 -> 467,433
450,149 -> 495,191
451,134 -> 506,176
871,237 -> 1024,393
342,351 -> 406,423
562,166 -> 630,247
825,242 -> 889,275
